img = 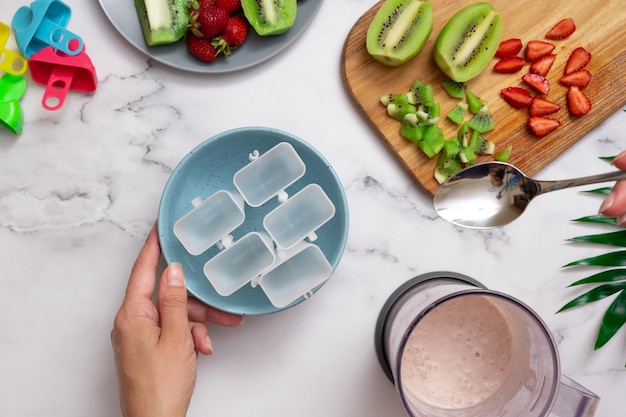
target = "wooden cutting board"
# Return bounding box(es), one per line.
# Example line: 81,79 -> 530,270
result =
342,0 -> 626,195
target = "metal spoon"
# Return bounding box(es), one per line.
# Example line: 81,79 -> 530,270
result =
433,161 -> 626,229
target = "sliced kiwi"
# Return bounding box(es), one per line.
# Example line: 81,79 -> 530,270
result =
433,2 -> 503,82
366,0 -> 433,66
447,102 -> 468,125
442,80 -> 466,99
468,129 -> 495,154
241,0 -> 297,36
380,93 -> 410,106
443,137 -> 460,159
400,113 -> 425,142
387,102 -> 417,121
134,0 -> 189,46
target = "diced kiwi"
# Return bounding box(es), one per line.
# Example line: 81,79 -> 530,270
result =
447,102 -> 468,125
400,113 -> 425,141
435,154 -> 462,184
418,125 -> 445,159
241,0 -> 297,36
468,129 -> 495,154
457,122 -> 471,147
407,80 -> 435,109
387,102 -> 417,121
468,105 -> 495,133
380,93 -> 410,106
134,0 -> 189,46
442,80 -> 466,99
443,137 -> 460,159
465,90 -> 485,114
433,2 -> 503,82
366,0 -> 433,66
495,145 -> 513,162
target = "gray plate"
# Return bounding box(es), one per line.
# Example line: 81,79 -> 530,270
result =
97,0 -> 324,73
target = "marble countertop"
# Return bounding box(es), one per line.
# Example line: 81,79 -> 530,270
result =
1,1 -> 625,416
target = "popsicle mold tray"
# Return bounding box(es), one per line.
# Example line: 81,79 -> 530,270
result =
173,142 -> 336,309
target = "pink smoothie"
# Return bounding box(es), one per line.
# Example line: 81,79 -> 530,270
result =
400,294 -> 513,409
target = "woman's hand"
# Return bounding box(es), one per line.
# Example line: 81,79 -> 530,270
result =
600,150 -> 626,226
111,224 -> 243,417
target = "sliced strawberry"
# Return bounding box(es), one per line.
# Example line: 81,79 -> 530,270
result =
529,54 -> 556,76
564,47 -> 591,75
567,86 -> 592,116
545,18 -> 576,40
493,56 -> 525,73
524,40 -> 555,62
529,97 -> 561,116
495,38 -> 523,58
522,73 -> 550,95
500,87 -> 532,109
559,69 -> 592,87
528,116 -> 561,137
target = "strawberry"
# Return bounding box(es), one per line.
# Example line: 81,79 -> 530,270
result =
190,3 -> 229,38
567,86 -> 591,116
500,87 -> 532,109
221,16 -> 248,47
524,40 -> 555,62
528,116 -> 561,137
529,97 -> 561,116
187,33 -> 220,62
493,56 -> 525,73
545,18 -> 576,40
522,73 -> 550,95
215,0 -> 241,14
495,38 -> 523,58
529,53 -> 556,76
564,47 -> 591,75
559,69 -> 592,88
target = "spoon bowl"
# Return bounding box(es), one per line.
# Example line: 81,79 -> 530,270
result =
434,161 -> 626,229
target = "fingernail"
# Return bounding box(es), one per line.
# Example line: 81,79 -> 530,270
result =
206,335 -> 214,355
166,262 -> 185,287
599,191 -> 615,214
618,213 -> 626,227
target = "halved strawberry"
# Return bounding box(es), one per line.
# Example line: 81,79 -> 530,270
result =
528,116 -> 561,137
500,87 -> 532,109
559,69 -> 592,88
494,56 -> 525,73
524,40 -> 555,62
495,38 -> 523,58
529,54 -> 556,76
567,86 -> 592,116
545,18 -> 576,40
564,47 -> 591,75
522,73 -> 550,95
529,97 -> 561,116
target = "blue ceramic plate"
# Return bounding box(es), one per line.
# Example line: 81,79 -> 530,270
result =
98,0 -> 324,73
158,127 -> 349,315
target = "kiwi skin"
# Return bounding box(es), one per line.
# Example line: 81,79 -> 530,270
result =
433,2 -> 503,82
366,0 -> 433,67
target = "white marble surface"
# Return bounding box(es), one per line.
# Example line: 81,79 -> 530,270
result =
1,1 -> 625,416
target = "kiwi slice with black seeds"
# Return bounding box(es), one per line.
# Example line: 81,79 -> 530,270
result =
241,0 -> 297,36
433,2 -> 503,82
366,0 -> 433,67
134,0 -> 189,46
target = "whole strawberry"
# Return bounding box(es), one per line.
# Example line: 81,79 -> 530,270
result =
215,0 -> 241,15
190,2 -> 229,38
187,33 -> 220,62
222,16 -> 248,47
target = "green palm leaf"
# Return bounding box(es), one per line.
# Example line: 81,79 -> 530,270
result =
563,250 -> 626,267
567,230 -> 626,247
596,290 -> 626,349
569,269 -> 626,286
571,215 -> 618,225
558,282 -> 626,312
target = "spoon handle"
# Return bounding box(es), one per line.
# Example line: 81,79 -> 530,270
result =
535,170 -> 626,195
